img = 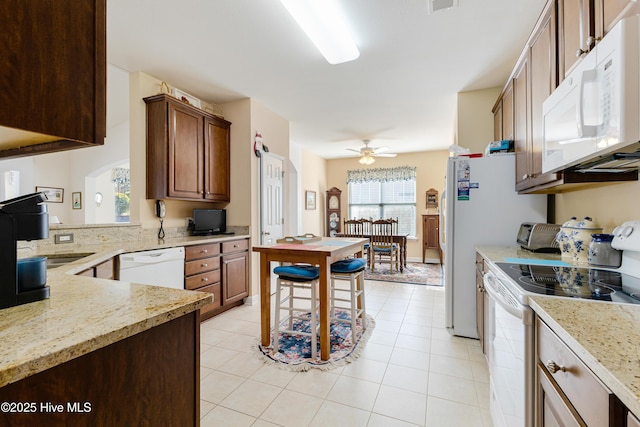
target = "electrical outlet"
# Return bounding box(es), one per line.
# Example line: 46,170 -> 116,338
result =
54,233 -> 74,244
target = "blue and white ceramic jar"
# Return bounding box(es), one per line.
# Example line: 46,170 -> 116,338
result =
557,217 -> 602,264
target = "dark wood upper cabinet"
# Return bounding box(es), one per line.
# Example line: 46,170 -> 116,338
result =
559,0 -> 639,81
145,94 -> 231,202
496,0 -> 638,193
0,0 -> 106,159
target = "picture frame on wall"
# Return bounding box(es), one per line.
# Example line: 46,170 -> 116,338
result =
36,186 -> 64,203
305,190 -> 316,210
72,192 -> 82,210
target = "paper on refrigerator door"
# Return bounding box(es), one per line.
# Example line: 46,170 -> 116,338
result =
456,159 -> 470,200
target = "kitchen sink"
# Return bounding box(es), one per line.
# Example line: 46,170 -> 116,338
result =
43,253 -> 95,269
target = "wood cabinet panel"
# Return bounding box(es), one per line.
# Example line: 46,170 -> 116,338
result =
185,270 -> 221,291
185,256 -> 220,276
168,103 -> 204,199
513,58 -> 530,191
537,318 -> 625,426
493,100 -> 503,142
422,214 -> 441,264
538,364 -> 585,426
0,313 -> 199,426
222,251 -> 249,305
185,243 -> 220,260
198,283 -> 222,315
94,259 -> 114,279
222,239 -> 250,254
475,254 -> 485,354
204,117 -> 231,202
528,2 -> 559,190
502,82 -> 514,141
0,0 -> 106,158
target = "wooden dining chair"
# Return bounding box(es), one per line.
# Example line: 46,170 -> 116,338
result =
370,219 -> 400,272
343,218 -> 364,237
359,218 -> 372,235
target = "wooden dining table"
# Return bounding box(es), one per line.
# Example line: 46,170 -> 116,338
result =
252,237 -> 368,361
337,233 -> 408,272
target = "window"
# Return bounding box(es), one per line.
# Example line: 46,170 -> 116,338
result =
347,166 -> 416,237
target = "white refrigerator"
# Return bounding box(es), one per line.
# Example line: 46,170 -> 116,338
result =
441,154 -> 547,338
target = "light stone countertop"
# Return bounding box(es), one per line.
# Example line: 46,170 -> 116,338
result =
476,245 -> 640,418
2,233 -> 250,388
530,297 -> 640,418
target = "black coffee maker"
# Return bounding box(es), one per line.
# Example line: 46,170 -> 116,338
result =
0,193 -> 50,309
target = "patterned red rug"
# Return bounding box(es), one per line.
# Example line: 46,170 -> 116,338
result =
364,262 -> 443,286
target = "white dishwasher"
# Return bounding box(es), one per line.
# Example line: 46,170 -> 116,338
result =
119,247 -> 185,289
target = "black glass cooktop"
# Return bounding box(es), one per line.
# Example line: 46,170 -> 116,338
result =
495,262 -> 640,305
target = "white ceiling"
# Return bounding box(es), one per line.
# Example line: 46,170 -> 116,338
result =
107,0 -> 546,159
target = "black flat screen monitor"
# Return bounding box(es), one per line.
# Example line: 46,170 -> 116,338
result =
192,209 -> 230,235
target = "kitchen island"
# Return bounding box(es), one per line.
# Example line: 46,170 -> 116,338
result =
0,257 -> 212,425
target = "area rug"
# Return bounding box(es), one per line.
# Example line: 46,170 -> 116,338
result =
255,308 -> 375,371
364,262 -> 443,286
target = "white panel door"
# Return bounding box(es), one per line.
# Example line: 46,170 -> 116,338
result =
260,152 -> 285,295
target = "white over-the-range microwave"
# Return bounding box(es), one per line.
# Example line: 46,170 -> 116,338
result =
542,14 -> 640,174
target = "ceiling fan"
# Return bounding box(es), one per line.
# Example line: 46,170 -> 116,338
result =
346,140 -> 397,165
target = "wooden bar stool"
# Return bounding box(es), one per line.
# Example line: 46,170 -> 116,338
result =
330,258 -> 368,341
272,265 -> 320,359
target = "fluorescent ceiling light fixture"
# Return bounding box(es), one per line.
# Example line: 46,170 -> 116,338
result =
280,0 -> 360,64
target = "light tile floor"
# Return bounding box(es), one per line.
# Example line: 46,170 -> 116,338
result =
200,279 -> 494,427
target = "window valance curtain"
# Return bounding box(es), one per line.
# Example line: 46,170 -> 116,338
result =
346,166 -> 416,183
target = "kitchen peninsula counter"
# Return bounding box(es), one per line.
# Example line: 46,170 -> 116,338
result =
0,232 -> 250,425
529,297 -> 640,420
475,245 -> 640,420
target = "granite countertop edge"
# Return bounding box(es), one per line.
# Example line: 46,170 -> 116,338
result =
1,233 -> 250,388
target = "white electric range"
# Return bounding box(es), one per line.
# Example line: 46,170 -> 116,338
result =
483,220 -> 640,427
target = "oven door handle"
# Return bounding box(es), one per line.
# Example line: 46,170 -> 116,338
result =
484,271 -> 531,323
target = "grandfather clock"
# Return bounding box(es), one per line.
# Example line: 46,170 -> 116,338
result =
325,187 -> 342,237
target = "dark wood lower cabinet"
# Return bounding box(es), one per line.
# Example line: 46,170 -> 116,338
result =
187,239 -> 250,320
0,312 -> 200,426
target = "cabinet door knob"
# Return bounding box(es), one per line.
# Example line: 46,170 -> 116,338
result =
522,173 -> 528,180
202,277 -> 209,282
201,249 -> 208,254
202,263 -> 208,267
586,36 -> 595,47
576,48 -> 588,58
546,360 -> 566,374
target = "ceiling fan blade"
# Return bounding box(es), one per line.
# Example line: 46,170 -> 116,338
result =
373,146 -> 390,154
346,148 -> 362,153
374,153 -> 397,157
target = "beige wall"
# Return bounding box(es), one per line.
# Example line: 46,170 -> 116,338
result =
222,98 -> 290,299
556,181 -> 640,233
457,87 -> 502,154
300,149 -> 327,236
326,150 -> 449,261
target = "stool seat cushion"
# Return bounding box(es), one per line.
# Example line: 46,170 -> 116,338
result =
331,258 -> 367,273
274,265 -> 320,281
